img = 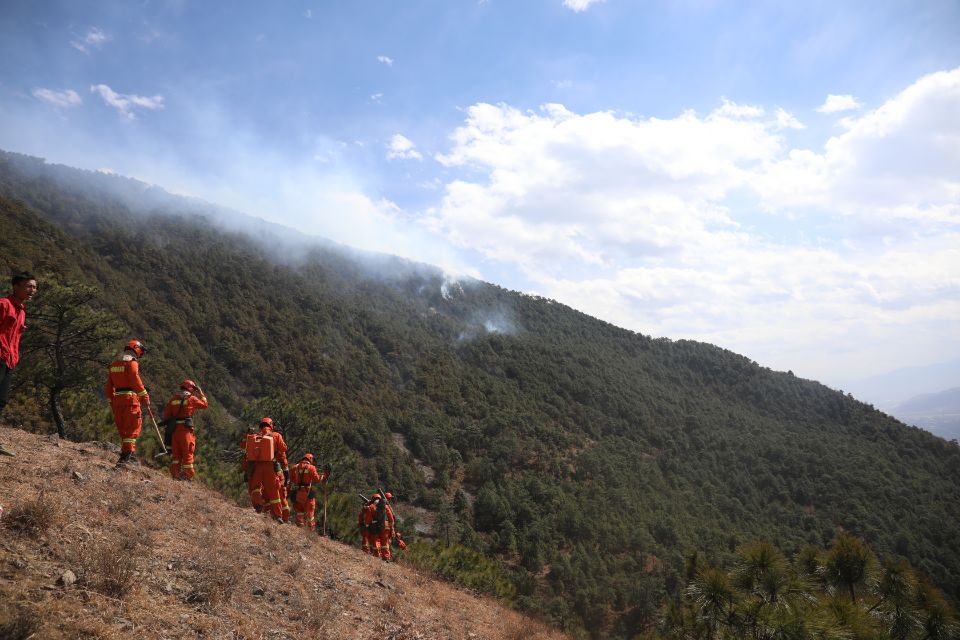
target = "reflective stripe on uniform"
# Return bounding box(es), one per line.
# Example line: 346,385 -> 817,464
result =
121,438 -> 137,444
114,391 -> 137,396
110,366 -> 125,373
267,498 -> 281,505
136,390 -> 148,397
182,464 -> 194,469
171,459 -> 180,464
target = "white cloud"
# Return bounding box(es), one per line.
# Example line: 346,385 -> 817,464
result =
71,27 -> 109,53
774,107 -> 805,130
426,69 -> 960,383
563,0 -> 604,11
90,84 -> 165,120
304,9 -> 312,19
386,134 -> 423,161
370,93 -> 384,104
32,88 -> 82,108
817,94 -> 863,113
757,68 -> 960,222
714,98 -> 765,119
377,55 -> 394,66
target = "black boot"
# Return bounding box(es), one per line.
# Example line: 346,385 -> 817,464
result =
117,451 -> 131,465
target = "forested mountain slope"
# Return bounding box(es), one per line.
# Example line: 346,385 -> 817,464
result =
2,150 -> 958,638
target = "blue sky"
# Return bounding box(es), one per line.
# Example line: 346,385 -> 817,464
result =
1,0 -> 959,403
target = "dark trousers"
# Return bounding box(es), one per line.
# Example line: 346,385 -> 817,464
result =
0,363 -> 12,415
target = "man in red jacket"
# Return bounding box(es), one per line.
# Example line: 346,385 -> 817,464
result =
162,379 -> 209,480
0,272 -> 37,457
104,339 -> 150,465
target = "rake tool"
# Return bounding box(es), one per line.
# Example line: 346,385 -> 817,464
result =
147,407 -> 170,458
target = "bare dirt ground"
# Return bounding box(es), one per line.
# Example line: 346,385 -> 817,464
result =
0,426 -> 567,640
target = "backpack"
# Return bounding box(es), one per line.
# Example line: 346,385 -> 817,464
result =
162,397 -> 186,448
368,500 -> 387,535
245,432 -> 275,462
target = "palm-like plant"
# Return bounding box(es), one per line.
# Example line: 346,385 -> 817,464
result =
869,558 -> 919,640
821,533 -> 876,604
688,566 -> 737,640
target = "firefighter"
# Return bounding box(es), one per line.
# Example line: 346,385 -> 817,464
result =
276,466 -> 291,523
104,339 -> 150,465
375,492 -> 398,561
271,424 -> 291,522
163,379 -> 208,480
360,494 -> 379,555
243,417 -> 288,521
239,425 -> 263,511
289,453 -> 329,529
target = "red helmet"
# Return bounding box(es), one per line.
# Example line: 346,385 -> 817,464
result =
384,492 -> 394,500
372,493 -> 381,500
125,339 -> 146,357
180,379 -> 197,392
302,453 -> 314,462
259,417 -> 274,429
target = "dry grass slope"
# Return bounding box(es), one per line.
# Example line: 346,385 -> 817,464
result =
0,426 -> 567,640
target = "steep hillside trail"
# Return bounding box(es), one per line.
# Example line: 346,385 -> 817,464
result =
0,426 -> 565,640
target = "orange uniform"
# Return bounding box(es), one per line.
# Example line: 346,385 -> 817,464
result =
376,502 -> 397,560
244,421 -> 288,521
162,389 -> 208,480
239,432 -> 262,509
290,456 -> 327,529
276,469 -> 291,522
104,354 -> 149,455
360,501 -> 377,554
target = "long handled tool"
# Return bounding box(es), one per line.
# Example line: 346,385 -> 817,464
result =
322,482 -> 329,537
147,407 -> 169,457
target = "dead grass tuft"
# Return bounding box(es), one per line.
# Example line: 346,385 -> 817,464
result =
184,534 -> 244,608
371,619 -> 423,640
0,606 -> 40,640
77,534 -> 140,599
107,482 -> 142,516
381,591 -> 401,614
2,492 -> 60,536
282,557 -> 301,577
